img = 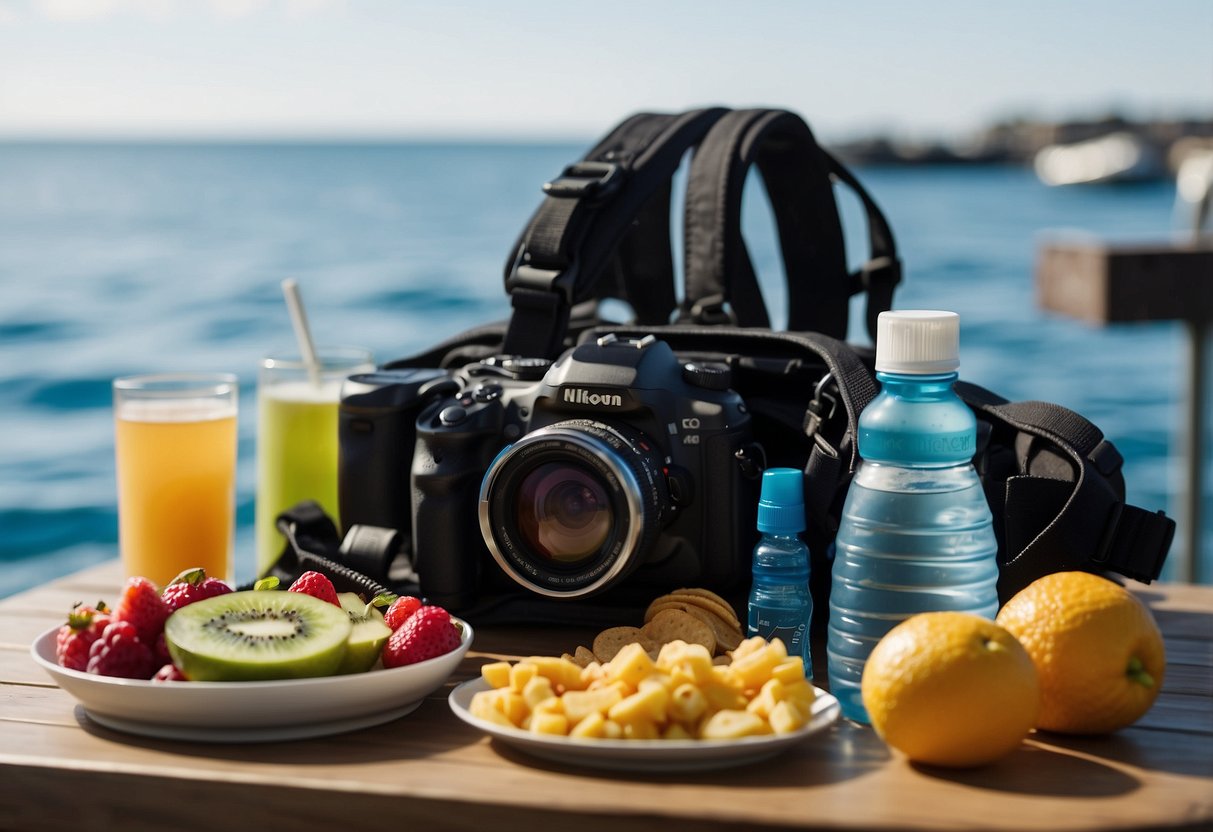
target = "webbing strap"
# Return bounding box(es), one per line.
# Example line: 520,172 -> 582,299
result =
501,108 -> 729,358
681,109 -> 900,341
956,383 -> 1174,599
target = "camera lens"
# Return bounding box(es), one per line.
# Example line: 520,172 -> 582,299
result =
479,420 -> 667,597
517,463 -> 612,563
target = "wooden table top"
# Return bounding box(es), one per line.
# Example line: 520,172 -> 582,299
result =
2,561 -> 1211,832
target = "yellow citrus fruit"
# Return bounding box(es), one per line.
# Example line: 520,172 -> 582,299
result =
996,571 -> 1165,735
861,612 -> 1039,768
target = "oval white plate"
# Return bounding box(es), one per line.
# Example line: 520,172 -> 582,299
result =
30,618 -> 472,743
449,677 -> 840,772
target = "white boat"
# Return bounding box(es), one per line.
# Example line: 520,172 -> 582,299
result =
1034,131 -> 1166,186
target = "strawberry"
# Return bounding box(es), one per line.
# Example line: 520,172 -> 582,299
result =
383,595 -> 423,632
87,620 -> 156,679
113,576 -> 171,645
161,567 -> 232,613
381,605 -> 461,668
152,664 -> 188,683
56,601 -> 111,671
287,571 -> 340,606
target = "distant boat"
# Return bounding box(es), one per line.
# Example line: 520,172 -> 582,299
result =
1034,132 -> 1166,186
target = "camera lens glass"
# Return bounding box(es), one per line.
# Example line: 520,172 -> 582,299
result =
516,462 -> 612,564
479,420 -> 667,598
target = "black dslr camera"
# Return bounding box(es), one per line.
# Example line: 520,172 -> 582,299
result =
338,334 -> 762,613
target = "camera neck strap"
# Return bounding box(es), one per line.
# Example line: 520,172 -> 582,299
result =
501,108 -> 729,359
680,109 -> 901,341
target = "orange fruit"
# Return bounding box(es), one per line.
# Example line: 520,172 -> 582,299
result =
996,571 -> 1165,735
861,612 -> 1039,768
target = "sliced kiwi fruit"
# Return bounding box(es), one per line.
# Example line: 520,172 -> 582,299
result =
336,592 -> 392,675
165,590 -> 352,681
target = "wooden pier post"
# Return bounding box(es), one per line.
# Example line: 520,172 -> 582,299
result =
1036,240 -> 1213,582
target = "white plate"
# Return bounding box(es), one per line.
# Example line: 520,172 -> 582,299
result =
30,618 -> 473,743
448,677 -> 840,772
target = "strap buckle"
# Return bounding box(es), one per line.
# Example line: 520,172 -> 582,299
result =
850,255 -> 903,296
542,161 -> 622,200
683,293 -> 737,325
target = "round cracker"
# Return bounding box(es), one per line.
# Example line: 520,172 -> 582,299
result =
646,592 -> 740,630
592,626 -> 655,662
671,587 -> 742,627
646,600 -> 743,654
641,608 -> 716,655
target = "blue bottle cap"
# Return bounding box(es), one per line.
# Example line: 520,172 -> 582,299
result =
757,468 -> 805,533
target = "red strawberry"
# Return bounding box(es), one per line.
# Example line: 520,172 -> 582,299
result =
113,576 -> 171,645
161,567 -> 232,613
87,620 -> 155,679
383,595 -> 423,632
152,664 -> 188,683
56,601 -> 111,671
381,606 -> 461,668
287,571 -> 340,606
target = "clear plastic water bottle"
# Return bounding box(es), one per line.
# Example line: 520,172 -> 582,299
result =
827,310 -> 999,723
747,468 -> 813,678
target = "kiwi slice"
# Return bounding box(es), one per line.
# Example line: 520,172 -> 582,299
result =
165,590 -> 352,681
336,592 -> 392,675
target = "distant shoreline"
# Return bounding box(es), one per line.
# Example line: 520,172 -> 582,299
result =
831,115 -> 1213,172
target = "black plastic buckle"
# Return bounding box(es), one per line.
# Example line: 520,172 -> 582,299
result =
506,242 -> 578,302
542,161 -> 622,200
850,256 -> 903,297
685,293 -> 736,326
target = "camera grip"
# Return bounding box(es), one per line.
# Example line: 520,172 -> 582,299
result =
411,441 -> 485,611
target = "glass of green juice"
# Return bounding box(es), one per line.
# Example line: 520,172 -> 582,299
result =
255,346 -> 374,576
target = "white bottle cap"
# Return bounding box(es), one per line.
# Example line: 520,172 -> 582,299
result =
875,310 -> 961,374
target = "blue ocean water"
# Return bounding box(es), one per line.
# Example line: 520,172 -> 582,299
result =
0,141 -> 1202,599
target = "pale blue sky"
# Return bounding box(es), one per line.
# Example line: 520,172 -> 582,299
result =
0,0 -> 1210,140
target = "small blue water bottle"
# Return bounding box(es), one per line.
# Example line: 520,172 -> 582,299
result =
747,468 -> 813,678
827,310 -> 999,723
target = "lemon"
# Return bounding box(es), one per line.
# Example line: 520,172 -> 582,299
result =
996,571 -> 1165,735
861,612 -> 1039,768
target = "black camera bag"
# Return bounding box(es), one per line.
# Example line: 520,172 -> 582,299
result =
307,107 -> 1173,625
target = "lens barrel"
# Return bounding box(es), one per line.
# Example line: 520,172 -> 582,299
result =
478,419 -> 666,597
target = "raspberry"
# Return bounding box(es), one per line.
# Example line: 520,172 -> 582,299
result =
113,576 -> 171,645
382,606 -> 462,668
152,664 -> 188,683
287,571 -> 340,606
56,601 -> 111,671
383,595 -> 423,632
87,620 -> 155,679
161,567 -> 233,613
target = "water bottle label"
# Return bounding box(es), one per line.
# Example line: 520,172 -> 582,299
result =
861,428 -> 974,462
756,621 -> 807,654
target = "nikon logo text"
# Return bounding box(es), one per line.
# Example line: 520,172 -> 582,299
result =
563,388 -> 623,407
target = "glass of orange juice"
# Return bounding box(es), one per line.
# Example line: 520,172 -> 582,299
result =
113,373 -> 239,586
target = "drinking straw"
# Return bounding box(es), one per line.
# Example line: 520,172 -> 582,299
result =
281,278 -> 322,388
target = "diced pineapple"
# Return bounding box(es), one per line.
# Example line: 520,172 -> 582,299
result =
569,711 -> 607,739
529,711 -> 569,736
608,642 -> 658,688
480,661 -> 512,689
509,661 -> 538,693
745,678 -> 786,719
522,675 -> 556,709
561,686 -> 625,724
699,709 -> 770,740
768,699 -> 808,734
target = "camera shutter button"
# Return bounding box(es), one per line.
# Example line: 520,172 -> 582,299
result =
439,404 -> 468,426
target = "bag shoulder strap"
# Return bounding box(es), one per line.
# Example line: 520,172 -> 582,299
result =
680,109 -> 901,341
956,381 -> 1174,600
500,108 -> 730,358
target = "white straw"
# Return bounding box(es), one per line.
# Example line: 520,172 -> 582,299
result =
281,278 -> 322,388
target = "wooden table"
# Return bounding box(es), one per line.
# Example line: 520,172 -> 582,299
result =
2,561 -> 1211,831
